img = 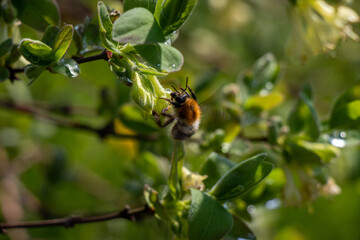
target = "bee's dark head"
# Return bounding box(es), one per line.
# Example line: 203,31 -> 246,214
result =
170,91 -> 189,104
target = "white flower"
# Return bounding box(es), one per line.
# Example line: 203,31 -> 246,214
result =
181,167 -> 207,191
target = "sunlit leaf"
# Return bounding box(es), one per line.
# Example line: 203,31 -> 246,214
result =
209,153 -> 274,201
12,0 -> 60,31
244,92 -> 284,111
189,189 -> 233,240
330,81 -> 360,130
18,39 -> 54,66
285,138 -> 340,165
154,0 -> 198,35
135,43 -> 183,72
112,8 -> 165,44
53,24 -> 74,62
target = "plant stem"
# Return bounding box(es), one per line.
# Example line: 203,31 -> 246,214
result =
7,49 -> 110,81
0,205 -> 153,233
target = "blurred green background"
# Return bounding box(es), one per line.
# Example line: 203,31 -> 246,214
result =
1,0 -> 360,239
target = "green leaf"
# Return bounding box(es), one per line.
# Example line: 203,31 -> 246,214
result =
330,81 -> 360,130
0,66 -> 10,82
224,215 -> 256,240
199,152 -> 235,189
243,53 -> 280,95
18,39 -> 54,66
12,0 -> 60,31
284,135 -> 340,165
112,8 -> 165,44
244,92 -> 284,111
50,59 -> 80,77
296,140 -> 340,163
124,0 -> 157,13
154,0 -> 198,36
0,39 -> 13,57
42,26 -> 60,48
209,153 -> 274,201
25,64 -> 46,83
135,43 -> 183,72
97,1 -> 119,53
189,189 -> 233,240
288,84 -> 320,141
75,16 -> 103,55
53,25 -> 74,62
5,45 -> 21,65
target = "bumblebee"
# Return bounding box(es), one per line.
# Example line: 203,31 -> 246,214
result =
152,78 -> 201,140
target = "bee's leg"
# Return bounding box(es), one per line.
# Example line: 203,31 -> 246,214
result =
160,98 -> 182,107
161,105 -> 173,118
152,109 -> 175,128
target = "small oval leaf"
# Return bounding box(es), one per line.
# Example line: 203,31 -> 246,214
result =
112,8 -> 165,44
209,153 -> 274,201
53,24 -> 74,62
135,43 -> 183,72
155,0 -> 198,36
18,39 -> 54,66
42,25 -> 60,48
0,39 -> 13,57
50,59 -> 80,77
189,189 -> 233,240
0,66 -> 10,82
199,152 -> 235,189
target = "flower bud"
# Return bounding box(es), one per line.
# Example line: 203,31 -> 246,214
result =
131,72 -> 154,113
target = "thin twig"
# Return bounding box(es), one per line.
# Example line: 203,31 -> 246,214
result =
7,49 -> 110,81
0,205 -> 153,233
0,99 -> 158,141
72,49 -> 109,64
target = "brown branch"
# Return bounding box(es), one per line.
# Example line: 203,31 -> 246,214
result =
72,49 -> 109,64
0,205 -> 154,233
7,49 -> 110,81
0,99 -> 158,141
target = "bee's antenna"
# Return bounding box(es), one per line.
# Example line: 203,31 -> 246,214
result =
171,85 -> 179,92
184,77 -> 189,91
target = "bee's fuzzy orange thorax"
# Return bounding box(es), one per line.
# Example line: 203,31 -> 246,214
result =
177,98 -> 201,124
